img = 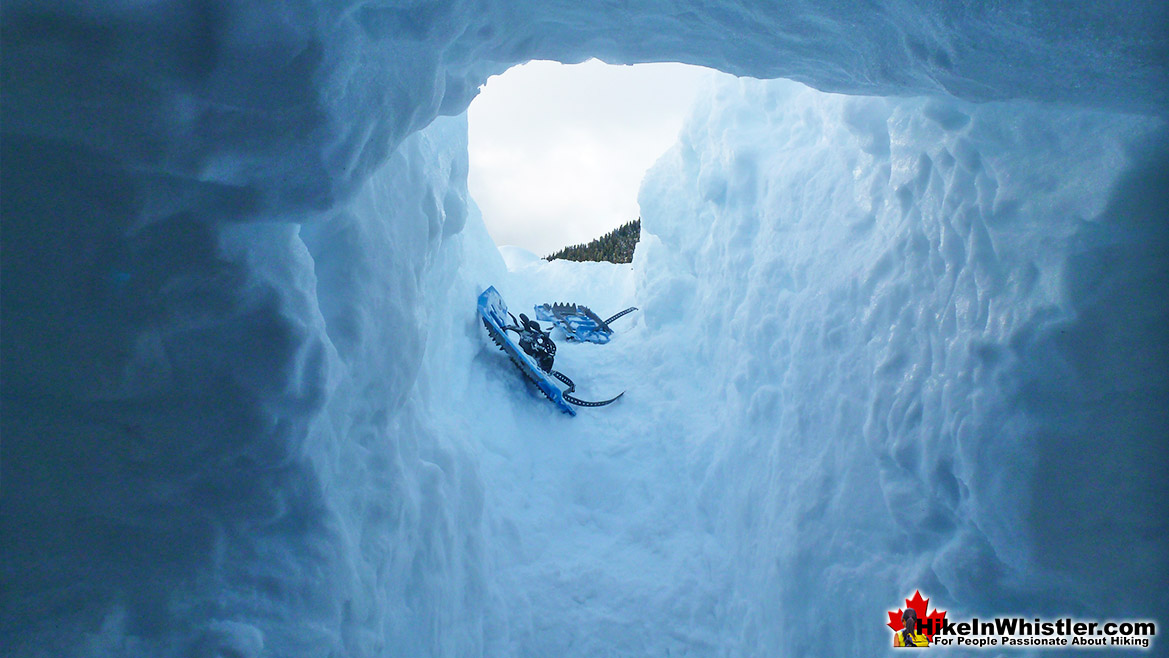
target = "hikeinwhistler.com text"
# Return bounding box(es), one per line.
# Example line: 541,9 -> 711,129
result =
920,617 -> 1156,649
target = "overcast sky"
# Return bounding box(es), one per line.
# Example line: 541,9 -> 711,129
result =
467,59 -> 713,256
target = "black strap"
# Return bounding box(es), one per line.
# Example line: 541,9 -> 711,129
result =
603,306 -> 638,326
551,370 -> 624,407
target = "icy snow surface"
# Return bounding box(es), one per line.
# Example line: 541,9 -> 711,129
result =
496,245 -> 543,271
2,0 -> 1168,656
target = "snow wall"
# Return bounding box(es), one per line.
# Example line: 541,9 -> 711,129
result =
633,79 -> 1168,655
2,1 -> 1167,656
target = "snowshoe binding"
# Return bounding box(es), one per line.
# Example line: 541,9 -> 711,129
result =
479,287 -> 624,415
534,302 -> 638,344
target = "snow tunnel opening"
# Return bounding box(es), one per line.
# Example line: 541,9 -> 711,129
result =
466,59 -> 713,259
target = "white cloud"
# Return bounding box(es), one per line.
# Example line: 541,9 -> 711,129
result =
468,59 -> 713,255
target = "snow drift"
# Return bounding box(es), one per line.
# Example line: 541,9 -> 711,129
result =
2,1 -> 1166,656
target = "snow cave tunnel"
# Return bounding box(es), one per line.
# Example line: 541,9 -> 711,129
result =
1,2 -> 1166,657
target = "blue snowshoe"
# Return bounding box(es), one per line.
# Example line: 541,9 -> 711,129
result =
534,302 -> 637,344
479,287 -> 623,415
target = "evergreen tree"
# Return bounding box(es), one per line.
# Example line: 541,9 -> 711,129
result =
546,218 -> 641,264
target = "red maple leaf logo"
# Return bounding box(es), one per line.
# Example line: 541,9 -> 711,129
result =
887,590 -> 947,641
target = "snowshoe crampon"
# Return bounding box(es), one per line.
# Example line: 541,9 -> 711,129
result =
534,302 -> 637,344
479,287 -> 623,415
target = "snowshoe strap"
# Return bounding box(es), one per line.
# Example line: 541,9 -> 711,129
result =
551,370 -> 624,408
602,306 -> 638,326
504,314 -> 558,372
